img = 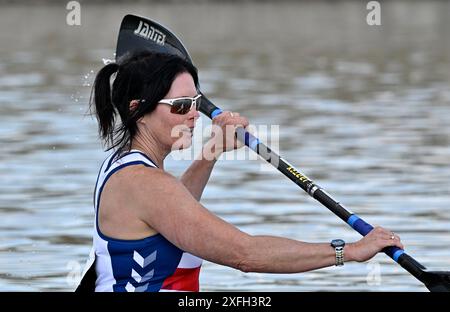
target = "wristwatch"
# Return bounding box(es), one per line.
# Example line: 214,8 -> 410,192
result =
331,239 -> 345,266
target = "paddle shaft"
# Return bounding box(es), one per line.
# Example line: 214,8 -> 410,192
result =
200,96 -> 430,285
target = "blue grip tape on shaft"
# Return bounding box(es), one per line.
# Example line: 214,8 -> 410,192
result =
211,109 -> 223,118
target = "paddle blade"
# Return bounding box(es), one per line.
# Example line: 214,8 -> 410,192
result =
115,14 -> 193,64
115,14 -> 214,116
423,271 -> 450,292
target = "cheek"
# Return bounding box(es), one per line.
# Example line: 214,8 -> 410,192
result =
154,109 -> 188,143
167,117 -> 193,149
166,115 -> 185,135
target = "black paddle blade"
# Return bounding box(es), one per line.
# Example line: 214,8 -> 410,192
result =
115,14 -> 193,64
115,14 -> 216,116
422,271 -> 450,292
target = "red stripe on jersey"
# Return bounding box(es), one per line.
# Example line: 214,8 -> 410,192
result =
161,267 -> 201,291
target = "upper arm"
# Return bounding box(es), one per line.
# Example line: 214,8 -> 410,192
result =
132,169 -> 251,269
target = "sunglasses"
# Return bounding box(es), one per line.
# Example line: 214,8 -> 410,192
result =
157,94 -> 202,115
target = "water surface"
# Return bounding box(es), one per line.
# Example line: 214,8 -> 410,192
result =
0,2 -> 449,291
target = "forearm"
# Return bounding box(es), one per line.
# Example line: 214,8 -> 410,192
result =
238,235 -> 354,273
180,140 -> 220,201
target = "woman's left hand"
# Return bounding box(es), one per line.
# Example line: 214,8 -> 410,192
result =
207,111 -> 249,158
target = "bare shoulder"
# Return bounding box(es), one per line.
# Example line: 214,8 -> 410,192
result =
123,163 -> 196,212
126,165 -> 186,194
98,164 -> 175,239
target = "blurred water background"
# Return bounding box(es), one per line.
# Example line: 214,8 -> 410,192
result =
0,1 -> 449,291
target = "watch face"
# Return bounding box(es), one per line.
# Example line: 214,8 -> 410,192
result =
331,239 -> 345,248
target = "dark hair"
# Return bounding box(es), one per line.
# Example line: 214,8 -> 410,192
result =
90,50 -> 199,155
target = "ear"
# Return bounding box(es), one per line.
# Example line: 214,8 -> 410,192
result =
129,100 -> 139,112
130,100 -> 146,125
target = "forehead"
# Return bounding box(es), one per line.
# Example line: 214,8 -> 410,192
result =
165,72 -> 197,98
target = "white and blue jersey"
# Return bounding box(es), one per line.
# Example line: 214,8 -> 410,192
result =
78,150 -> 203,292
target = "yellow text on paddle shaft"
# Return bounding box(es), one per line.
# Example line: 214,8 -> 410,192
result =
287,166 -> 310,183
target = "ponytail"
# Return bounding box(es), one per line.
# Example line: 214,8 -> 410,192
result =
90,63 -> 119,147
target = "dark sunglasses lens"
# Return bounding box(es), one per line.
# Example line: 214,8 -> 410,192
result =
171,99 -> 192,114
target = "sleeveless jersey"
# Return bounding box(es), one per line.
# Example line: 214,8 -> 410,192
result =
78,150 -> 202,292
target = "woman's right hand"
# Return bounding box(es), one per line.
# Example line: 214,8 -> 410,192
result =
206,111 -> 249,159
346,226 -> 404,262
